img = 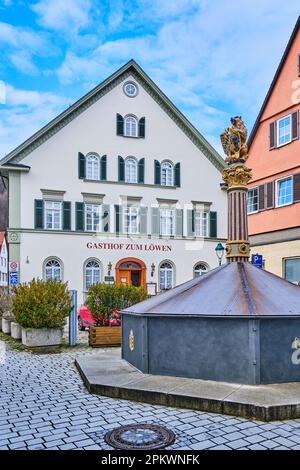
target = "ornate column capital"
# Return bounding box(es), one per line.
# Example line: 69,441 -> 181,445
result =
222,163 -> 252,190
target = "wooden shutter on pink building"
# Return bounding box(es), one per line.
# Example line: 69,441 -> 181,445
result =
293,173 -> 300,202
269,121 -> 277,149
258,185 -> 265,210
266,181 -> 274,209
292,111 -> 299,140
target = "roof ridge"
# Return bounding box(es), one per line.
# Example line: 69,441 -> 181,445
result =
238,263 -> 257,315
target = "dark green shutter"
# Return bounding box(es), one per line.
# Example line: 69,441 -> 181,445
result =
139,117 -> 145,138
115,204 -> 122,234
174,162 -> 181,187
187,209 -> 195,236
75,202 -> 84,231
154,160 -> 161,185
116,113 -> 124,135
209,211 -> 217,238
34,199 -> 44,229
102,204 -> 110,232
139,207 -> 148,235
118,156 -> 125,181
63,201 -> 71,230
101,155 -> 107,180
78,152 -> 86,179
138,158 -> 145,183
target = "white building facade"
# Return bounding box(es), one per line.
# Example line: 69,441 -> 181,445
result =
0,61 -> 227,305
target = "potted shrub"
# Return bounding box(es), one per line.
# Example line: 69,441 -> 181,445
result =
12,279 -> 71,347
0,288 -> 14,334
86,283 -> 147,347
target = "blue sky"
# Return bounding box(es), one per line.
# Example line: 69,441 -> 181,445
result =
0,0 -> 299,158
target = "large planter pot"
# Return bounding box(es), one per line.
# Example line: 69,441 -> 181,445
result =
89,326 -> 121,348
21,327 -> 63,347
11,322 -> 22,340
2,318 -> 12,334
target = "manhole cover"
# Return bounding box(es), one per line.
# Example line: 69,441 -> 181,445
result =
104,423 -> 175,450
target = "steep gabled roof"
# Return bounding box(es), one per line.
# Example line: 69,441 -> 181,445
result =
0,60 -> 225,172
248,16 -> 300,148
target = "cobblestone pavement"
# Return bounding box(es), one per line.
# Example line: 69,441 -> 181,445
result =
1,341 -> 300,450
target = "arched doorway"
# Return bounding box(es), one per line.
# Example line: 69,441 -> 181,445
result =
116,258 -> 146,288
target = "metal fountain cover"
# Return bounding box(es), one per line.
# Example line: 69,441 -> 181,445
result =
123,261 -> 300,317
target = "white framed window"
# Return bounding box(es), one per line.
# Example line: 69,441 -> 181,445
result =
125,157 -> 138,183
194,263 -> 209,278
247,187 -> 258,213
276,177 -> 293,207
85,203 -> 101,231
277,115 -> 292,147
44,259 -> 62,282
123,82 -> 138,97
124,115 -> 138,137
159,262 -> 174,290
160,208 -> 175,236
44,201 -> 62,230
85,259 -> 101,290
161,161 -> 173,186
124,206 -> 139,234
195,211 -> 208,237
86,154 -> 100,180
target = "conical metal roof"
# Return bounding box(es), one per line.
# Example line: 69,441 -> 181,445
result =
123,262 -> 300,317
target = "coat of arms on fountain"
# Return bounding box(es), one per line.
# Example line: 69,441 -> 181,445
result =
220,116 -> 248,164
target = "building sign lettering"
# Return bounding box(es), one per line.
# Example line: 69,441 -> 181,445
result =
87,242 -> 172,252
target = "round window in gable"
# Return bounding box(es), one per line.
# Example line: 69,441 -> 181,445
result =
123,81 -> 138,97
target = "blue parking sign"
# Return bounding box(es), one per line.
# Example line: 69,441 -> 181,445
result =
251,254 -> 263,269
9,272 -> 18,285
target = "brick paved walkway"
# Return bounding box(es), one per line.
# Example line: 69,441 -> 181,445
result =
1,340 -> 300,450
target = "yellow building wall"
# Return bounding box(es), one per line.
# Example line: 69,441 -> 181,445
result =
251,240 -> 300,278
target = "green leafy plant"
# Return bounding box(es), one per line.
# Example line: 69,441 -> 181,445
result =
12,279 -> 71,329
0,288 -> 14,320
86,283 -> 147,326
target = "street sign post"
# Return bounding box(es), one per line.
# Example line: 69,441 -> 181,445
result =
251,254 -> 263,269
9,272 -> 19,285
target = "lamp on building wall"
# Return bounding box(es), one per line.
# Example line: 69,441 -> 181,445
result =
151,263 -> 155,277
107,261 -> 112,276
26,256 -> 30,264
215,243 -> 225,267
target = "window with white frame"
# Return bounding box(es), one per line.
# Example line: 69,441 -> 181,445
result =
159,262 -> 173,290
125,157 -> 138,183
247,187 -> 258,213
44,259 -> 61,282
276,177 -> 293,207
161,162 -> 173,186
194,263 -> 208,277
124,115 -> 138,137
85,259 -> 101,290
86,154 -> 100,180
195,211 -> 208,237
285,258 -> 300,284
44,201 -> 62,230
85,203 -> 101,231
124,206 -> 139,234
160,208 -> 175,236
277,115 -> 292,147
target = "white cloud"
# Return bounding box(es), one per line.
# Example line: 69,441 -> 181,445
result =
32,0 -> 95,33
0,85 -> 69,157
9,51 -> 39,75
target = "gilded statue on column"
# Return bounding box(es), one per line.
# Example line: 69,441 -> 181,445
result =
220,116 -> 248,164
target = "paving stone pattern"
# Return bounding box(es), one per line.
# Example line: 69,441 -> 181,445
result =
1,341 -> 300,450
